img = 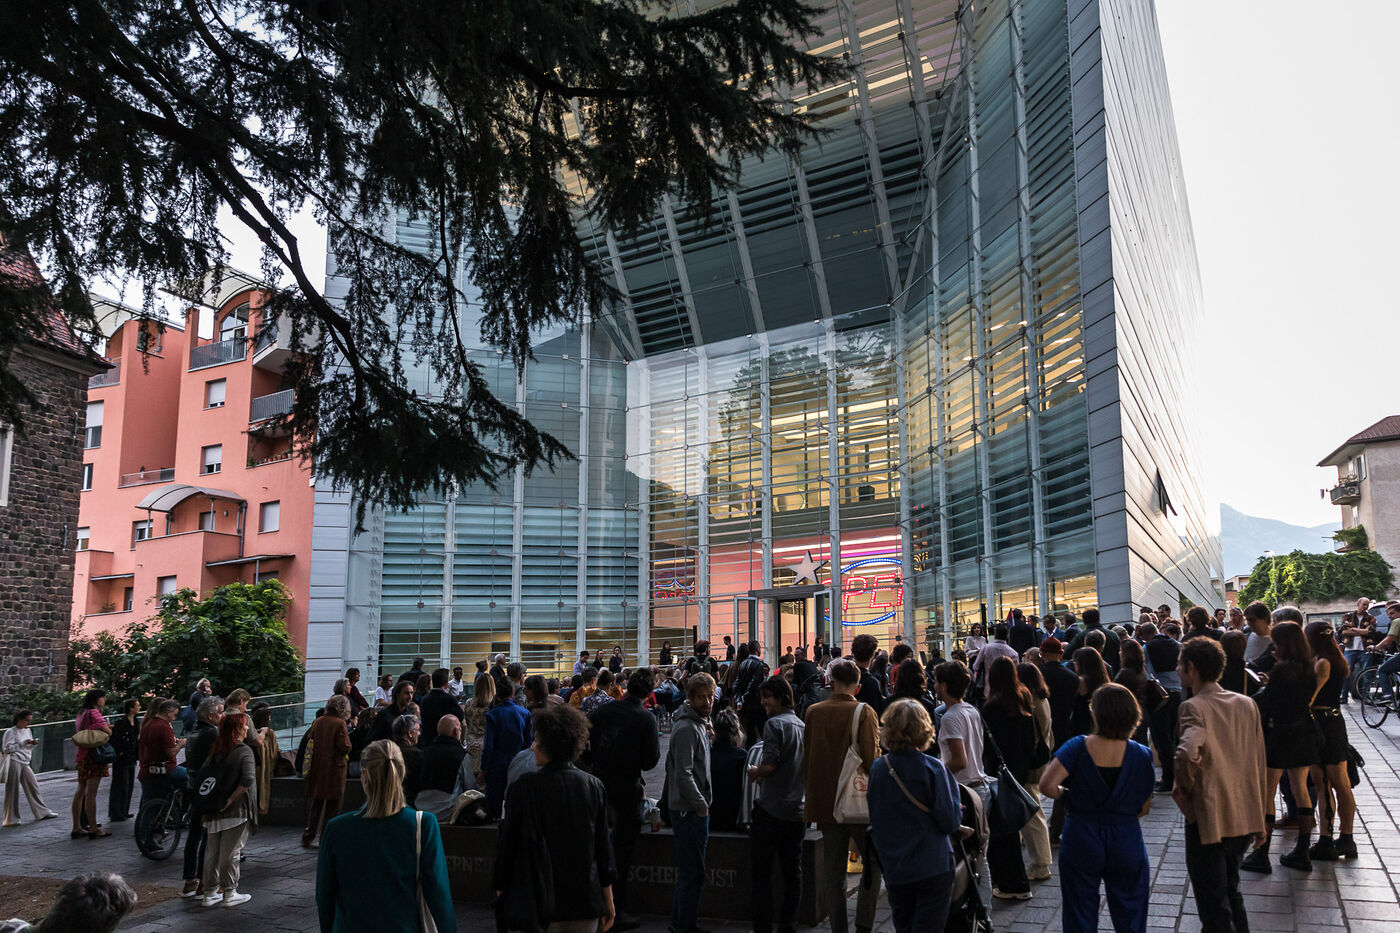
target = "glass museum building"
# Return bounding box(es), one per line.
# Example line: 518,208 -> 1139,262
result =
303,0 -> 1222,693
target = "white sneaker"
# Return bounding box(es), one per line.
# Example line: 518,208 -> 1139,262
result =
201,894 -> 222,908
223,891 -> 252,908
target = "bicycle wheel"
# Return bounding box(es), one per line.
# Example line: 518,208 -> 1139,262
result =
1358,668 -> 1390,729
135,795 -> 181,861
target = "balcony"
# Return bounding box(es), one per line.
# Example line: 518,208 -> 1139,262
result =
88,360 -> 120,388
1330,482 -> 1361,506
190,336 -> 247,370
119,467 -> 175,487
251,314 -> 318,372
249,389 -> 294,424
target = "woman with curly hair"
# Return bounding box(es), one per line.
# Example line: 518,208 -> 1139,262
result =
494,704 -> 615,931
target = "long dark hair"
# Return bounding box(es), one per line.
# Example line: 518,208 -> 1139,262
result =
987,657 -> 1033,717
1304,621 -> 1347,679
1018,661 -> 1049,700
1271,621 -> 1311,665
1074,648 -> 1110,692
1118,638 -> 1146,675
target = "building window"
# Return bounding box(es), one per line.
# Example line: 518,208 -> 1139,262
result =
205,379 -> 227,409
256,570 -> 280,583
219,303 -> 249,343
201,444 -> 222,475
199,510 -> 215,531
0,424 -> 12,506
157,575 -> 178,597
122,587 -> 134,612
259,500 -> 280,533
135,324 -> 163,353
76,526 -> 91,551
81,462 -> 94,491
132,519 -> 153,546
85,401 -> 104,449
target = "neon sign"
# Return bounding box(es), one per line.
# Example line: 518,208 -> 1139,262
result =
821,556 -> 903,627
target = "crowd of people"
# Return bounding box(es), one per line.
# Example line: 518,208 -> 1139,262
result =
4,597 -> 1392,932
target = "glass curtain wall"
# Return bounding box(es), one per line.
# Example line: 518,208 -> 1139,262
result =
364,0 -> 1115,674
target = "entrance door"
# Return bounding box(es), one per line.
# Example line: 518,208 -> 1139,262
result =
778,598 -> 807,659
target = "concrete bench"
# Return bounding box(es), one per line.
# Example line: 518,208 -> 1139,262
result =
264,776 -> 826,924
441,823 -> 827,924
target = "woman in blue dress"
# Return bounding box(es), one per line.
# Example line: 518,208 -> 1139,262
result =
1039,682 -> 1155,933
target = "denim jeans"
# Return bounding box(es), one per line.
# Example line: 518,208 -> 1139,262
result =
669,810 -> 709,933
1342,650 -> 1367,701
887,871 -> 955,933
1379,654 -> 1400,700
750,804 -> 804,933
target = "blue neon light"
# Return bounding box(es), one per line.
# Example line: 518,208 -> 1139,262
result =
823,557 -> 902,627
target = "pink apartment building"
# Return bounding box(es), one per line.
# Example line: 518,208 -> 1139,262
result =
72,274 -> 313,651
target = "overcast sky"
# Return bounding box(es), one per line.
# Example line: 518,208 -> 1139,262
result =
1157,0 -> 1400,527
212,1 -> 1397,530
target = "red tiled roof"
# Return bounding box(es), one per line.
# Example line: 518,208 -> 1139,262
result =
1318,415 -> 1400,466
0,244 -> 104,362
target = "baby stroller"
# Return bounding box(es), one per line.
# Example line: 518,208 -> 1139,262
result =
947,781 -> 992,933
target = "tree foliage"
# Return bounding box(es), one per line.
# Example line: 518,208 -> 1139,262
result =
66,580 -> 304,701
0,1 -> 844,520
1236,549 -> 1394,609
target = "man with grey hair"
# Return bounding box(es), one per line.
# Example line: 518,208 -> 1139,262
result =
490,653 -> 510,697
180,695 -> 225,898
1,872 -> 136,933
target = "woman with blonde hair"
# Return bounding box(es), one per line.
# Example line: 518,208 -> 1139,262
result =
461,672 -> 495,782
316,740 -> 454,931
867,699 -> 962,932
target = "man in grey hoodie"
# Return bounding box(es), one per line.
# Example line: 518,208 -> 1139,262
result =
666,672 -> 715,933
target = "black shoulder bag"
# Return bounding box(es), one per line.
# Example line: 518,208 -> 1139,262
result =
982,727 -> 1039,834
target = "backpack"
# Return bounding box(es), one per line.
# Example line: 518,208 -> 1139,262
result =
687,655 -> 717,677
735,657 -> 770,710
191,752 -> 242,816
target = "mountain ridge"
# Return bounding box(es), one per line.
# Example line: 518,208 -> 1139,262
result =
1221,503 -> 1339,578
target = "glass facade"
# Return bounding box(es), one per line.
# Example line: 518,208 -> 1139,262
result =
304,0 -> 1220,689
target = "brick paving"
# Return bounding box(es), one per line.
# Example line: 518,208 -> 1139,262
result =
3,704 -> 1398,932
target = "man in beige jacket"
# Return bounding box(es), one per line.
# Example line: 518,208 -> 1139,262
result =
1172,638 -> 1268,933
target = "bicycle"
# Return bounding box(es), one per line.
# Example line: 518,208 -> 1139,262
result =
1356,663 -> 1400,729
134,781 -> 188,861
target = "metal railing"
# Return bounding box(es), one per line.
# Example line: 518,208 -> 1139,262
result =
21,690 -> 309,775
88,361 -> 121,388
190,336 -> 247,370
119,467 -> 175,487
250,388 -> 294,423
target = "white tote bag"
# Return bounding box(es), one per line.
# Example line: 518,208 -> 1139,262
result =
832,702 -> 870,824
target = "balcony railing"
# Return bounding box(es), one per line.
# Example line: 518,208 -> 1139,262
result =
1330,482 -> 1361,506
253,321 -> 279,354
119,467 -> 175,487
190,336 -> 247,370
250,388 -> 294,423
88,360 -> 120,388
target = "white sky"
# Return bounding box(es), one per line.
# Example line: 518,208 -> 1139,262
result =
1157,0 -> 1400,526
206,1 -> 1398,528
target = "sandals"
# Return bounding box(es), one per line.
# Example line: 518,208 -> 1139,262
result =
87,827 -> 112,839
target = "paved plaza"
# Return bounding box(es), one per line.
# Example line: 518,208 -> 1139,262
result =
4,704 -> 1399,932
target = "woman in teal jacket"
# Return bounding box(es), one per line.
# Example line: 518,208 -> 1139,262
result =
316,739 -> 454,932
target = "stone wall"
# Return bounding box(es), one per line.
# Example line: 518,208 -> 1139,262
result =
0,348 -> 91,688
